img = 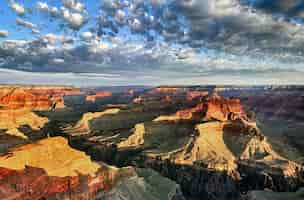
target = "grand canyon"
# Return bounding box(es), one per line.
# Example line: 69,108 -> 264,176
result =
0,85 -> 303,200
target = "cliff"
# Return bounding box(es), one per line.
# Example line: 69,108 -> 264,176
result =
85,91 -> 112,102
0,109 -> 49,138
204,95 -> 245,121
0,137 -> 185,200
66,108 -> 121,135
0,85 -> 82,110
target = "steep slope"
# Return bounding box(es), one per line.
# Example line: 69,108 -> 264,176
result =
0,85 -> 82,110
153,103 -> 204,122
0,109 -> 49,138
85,90 -> 112,102
204,95 -> 245,121
0,137 -> 185,200
67,108 -> 121,135
175,122 -> 237,171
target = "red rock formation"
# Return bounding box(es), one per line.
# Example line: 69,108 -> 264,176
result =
186,91 -> 209,101
133,96 -> 143,104
86,91 -> 112,102
0,137 -> 133,200
0,86 -> 82,110
126,89 -> 136,95
204,95 -> 245,121
147,87 -> 183,95
176,103 -> 204,119
153,103 -> 204,122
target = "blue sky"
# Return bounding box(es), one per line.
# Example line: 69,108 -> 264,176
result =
0,0 -> 304,86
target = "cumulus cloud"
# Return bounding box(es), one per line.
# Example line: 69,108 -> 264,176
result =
80,31 -> 93,41
0,30 -> 9,38
36,1 -> 60,16
41,33 -> 74,44
2,0 -> 304,85
62,0 -> 85,13
16,18 -> 38,29
36,1 -> 87,30
9,0 -> 25,16
62,8 -> 87,29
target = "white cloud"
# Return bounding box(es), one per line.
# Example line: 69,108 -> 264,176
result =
16,19 -> 38,29
80,31 -> 93,41
62,9 -> 87,29
42,33 -> 74,44
37,2 -> 49,11
0,30 -> 9,37
62,0 -> 85,13
9,0 -> 25,16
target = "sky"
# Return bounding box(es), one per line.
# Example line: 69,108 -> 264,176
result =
0,0 -> 304,86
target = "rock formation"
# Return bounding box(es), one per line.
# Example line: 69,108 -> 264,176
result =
0,109 -> 49,138
0,85 -> 82,110
153,103 -> 204,122
147,87 -> 184,95
66,108 -> 120,135
0,137 -> 185,200
86,91 -> 112,102
203,95 -> 245,121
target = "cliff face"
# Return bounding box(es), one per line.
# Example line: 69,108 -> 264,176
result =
147,87 -> 184,95
153,103 -> 204,122
1,86 -> 302,200
204,95 -> 245,121
0,137 -> 185,200
0,109 -> 49,138
85,91 -> 112,102
66,108 -> 121,135
0,86 -> 82,110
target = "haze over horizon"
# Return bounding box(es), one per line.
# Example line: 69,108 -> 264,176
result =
1,0 -> 304,86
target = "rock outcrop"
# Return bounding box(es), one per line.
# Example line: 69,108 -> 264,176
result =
85,91 -> 112,102
66,108 -> 120,135
153,103 -> 204,122
204,95 -> 245,121
0,109 -> 49,138
147,87 -> 184,95
0,85 -> 82,110
0,137 -> 185,200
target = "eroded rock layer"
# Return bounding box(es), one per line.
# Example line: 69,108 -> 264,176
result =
0,137 -> 185,200
0,85 -> 82,110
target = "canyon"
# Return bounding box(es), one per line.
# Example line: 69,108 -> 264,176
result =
0,85 -> 303,200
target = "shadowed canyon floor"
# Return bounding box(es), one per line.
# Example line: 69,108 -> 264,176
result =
0,85 -> 303,200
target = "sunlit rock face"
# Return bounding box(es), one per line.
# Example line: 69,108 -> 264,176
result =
0,137 -> 185,200
67,108 -> 121,135
0,85 -> 82,110
85,91 -> 112,102
203,95 -> 245,121
147,87 -> 184,95
153,103 -> 204,122
186,91 -> 209,101
0,109 -> 49,138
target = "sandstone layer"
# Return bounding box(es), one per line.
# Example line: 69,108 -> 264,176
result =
0,137 -> 185,200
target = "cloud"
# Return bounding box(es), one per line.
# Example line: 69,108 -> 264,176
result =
41,33 -> 74,44
16,18 -> 38,29
0,30 -> 9,38
36,1 -> 60,17
9,0 -> 25,16
62,0 -> 86,13
2,0 -> 304,85
62,8 -> 87,29
80,31 -> 94,41
36,1 -> 88,30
